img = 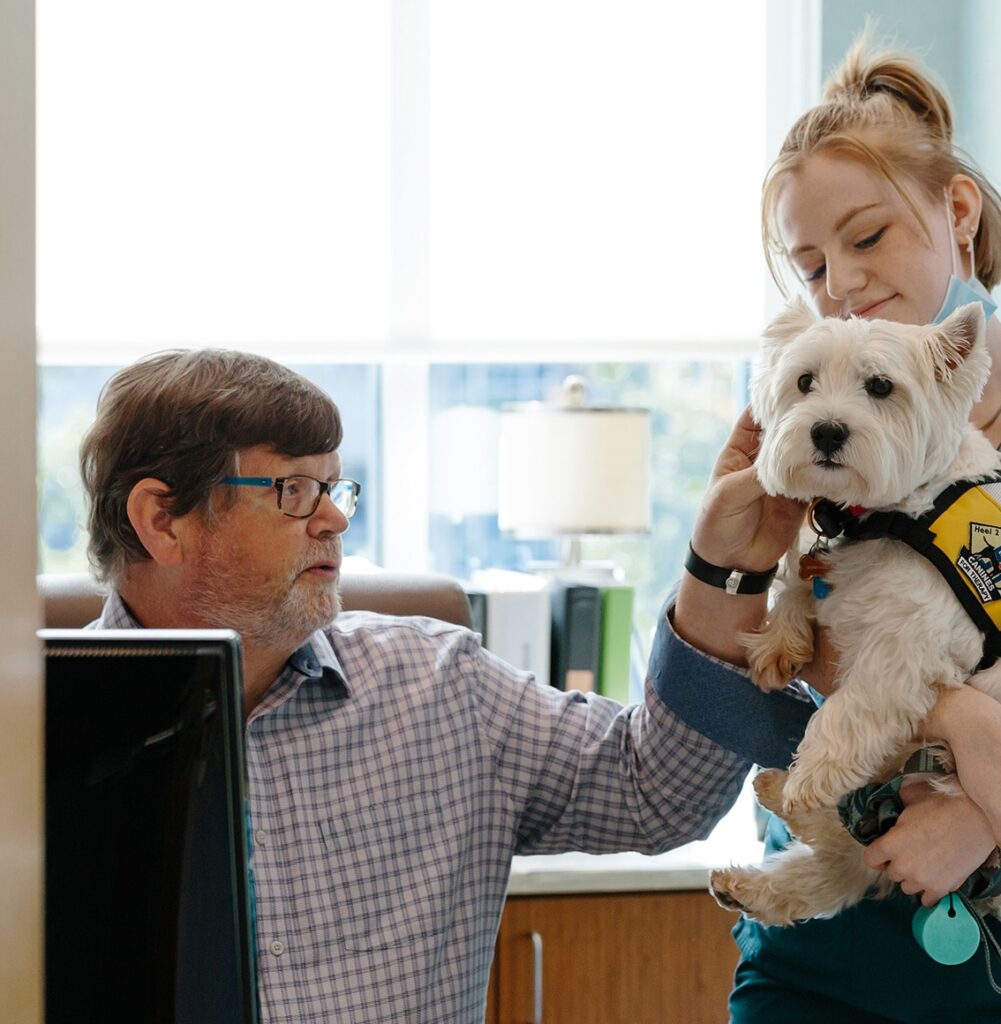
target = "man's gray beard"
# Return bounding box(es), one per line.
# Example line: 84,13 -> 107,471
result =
187,561 -> 341,651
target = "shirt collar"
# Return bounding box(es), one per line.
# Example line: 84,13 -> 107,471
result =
287,629 -> 350,697
92,590 -> 142,630
98,591 -> 349,697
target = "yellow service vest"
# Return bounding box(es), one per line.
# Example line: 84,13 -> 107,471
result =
822,476 -> 1001,668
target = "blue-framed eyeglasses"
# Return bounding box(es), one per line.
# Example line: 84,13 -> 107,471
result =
220,475 -> 361,519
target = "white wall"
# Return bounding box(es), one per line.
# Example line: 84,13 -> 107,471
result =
819,0 -> 994,177
0,0 -> 41,1021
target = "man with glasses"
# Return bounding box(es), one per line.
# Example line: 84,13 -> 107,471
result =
78,348 -> 773,1024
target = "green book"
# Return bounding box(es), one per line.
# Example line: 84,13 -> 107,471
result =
598,585 -> 634,704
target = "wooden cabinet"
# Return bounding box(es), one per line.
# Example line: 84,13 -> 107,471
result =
486,890 -> 739,1024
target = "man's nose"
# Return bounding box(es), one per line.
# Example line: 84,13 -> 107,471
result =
309,491 -> 350,535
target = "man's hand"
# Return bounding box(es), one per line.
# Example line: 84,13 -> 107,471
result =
689,405 -> 806,572
674,406 -> 806,665
862,782 -> 996,907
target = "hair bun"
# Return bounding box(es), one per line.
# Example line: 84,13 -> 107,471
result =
823,32 -> 953,141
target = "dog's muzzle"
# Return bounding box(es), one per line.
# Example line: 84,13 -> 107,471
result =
811,420 -> 850,457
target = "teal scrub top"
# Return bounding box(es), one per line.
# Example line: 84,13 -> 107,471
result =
729,814 -> 1001,1023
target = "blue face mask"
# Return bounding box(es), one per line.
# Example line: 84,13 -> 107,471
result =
933,271 -> 998,324
933,193 -> 998,324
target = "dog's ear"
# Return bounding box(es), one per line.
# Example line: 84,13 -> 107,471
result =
762,296 -> 816,350
924,302 -> 986,381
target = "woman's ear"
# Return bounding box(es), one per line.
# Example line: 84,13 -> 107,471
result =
947,173 -> 984,245
126,478 -> 186,566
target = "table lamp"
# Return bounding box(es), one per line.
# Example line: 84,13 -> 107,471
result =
496,375 -> 651,567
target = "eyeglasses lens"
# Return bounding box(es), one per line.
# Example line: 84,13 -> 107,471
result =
279,477 -> 358,519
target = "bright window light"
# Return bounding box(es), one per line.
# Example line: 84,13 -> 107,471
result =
429,1 -> 767,346
37,0 -> 391,361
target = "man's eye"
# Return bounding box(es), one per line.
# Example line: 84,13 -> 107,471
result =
865,376 -> 893,398
797,373 -> 814,394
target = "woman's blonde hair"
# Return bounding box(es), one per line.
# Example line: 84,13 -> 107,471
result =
762,32 -> 1001,294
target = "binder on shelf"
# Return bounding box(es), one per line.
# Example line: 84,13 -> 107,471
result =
597,585 -> 634,704
550,581 -> 602,692
465,570 -> 551,687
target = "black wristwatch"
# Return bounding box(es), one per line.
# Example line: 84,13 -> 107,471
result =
684,543 -> 778,596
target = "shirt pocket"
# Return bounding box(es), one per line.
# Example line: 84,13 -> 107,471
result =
320,789 -> 451,951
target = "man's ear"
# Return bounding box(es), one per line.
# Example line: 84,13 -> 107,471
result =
924,302 -> 986,381
126,478 -> 186,566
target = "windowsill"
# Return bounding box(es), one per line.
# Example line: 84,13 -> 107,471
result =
508,776 -> 764,896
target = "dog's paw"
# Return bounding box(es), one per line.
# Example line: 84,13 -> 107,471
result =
708,868 -> 798,927
752,768 -> 788,815
741,630 -> 809,692
709,868 -> 751,914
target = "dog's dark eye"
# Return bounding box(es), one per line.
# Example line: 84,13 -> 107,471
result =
797,373 -> 814,394
865,376 -> 893,398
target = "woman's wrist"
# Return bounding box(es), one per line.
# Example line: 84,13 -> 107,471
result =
926,685 -> 1001,844
925,686 -> 994,745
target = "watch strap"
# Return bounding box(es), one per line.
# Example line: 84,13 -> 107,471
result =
684,543 -> 778,596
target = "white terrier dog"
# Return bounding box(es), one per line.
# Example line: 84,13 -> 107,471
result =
709,299 -> 1001,926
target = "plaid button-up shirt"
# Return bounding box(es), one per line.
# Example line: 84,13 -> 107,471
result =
94,591 -> 748,1023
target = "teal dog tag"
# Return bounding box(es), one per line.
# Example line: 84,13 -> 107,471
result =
912,894 -> 981,965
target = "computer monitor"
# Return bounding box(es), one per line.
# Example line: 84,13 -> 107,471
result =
41,629 -> 259,1024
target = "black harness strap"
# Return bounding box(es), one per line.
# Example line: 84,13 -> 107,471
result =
813,475 -> 1001,671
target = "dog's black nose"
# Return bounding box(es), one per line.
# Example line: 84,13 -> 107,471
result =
810,420 -> 850,456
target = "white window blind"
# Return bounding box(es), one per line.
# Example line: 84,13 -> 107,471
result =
38,1 -> 768,363
429,1 -> 768,352
37,0 -> 391,362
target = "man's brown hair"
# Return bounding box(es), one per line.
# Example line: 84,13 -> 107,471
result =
80,349 -> 343,583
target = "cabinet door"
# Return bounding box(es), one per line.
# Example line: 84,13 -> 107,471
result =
489,891 -> 738,1024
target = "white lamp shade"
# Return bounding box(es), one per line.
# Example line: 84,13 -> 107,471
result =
430,405 -> 500,520
497,405 -> 650,535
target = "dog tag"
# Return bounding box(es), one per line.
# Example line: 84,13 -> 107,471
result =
912,894 -> 981,965
798,553 -> 830,581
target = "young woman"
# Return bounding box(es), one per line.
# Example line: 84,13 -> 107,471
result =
667,32 -> 998,1024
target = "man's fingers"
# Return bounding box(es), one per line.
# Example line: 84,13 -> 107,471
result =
729,405 -> 763,461
707,465 -> 766,512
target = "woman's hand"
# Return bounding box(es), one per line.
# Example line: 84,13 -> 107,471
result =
674,406 -> 807,665
862,686 -> 1001,904
923,684 -> 1001,844
862,782 -> 996,907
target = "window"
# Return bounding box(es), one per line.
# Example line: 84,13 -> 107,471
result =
429,359 -> 748,658
36,0 -> 392,361
37,2 -> 778,659
429,1 -> 767,348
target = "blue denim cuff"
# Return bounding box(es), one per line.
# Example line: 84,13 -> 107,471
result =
648,591 -> 813,768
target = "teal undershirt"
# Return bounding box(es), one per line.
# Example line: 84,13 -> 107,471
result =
729,687 -> 1001,1023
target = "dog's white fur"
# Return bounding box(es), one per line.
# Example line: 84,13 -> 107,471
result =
710,299 -> 1001,926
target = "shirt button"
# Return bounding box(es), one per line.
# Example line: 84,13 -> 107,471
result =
254,830 -> 268,847
269,940 -> 285,957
